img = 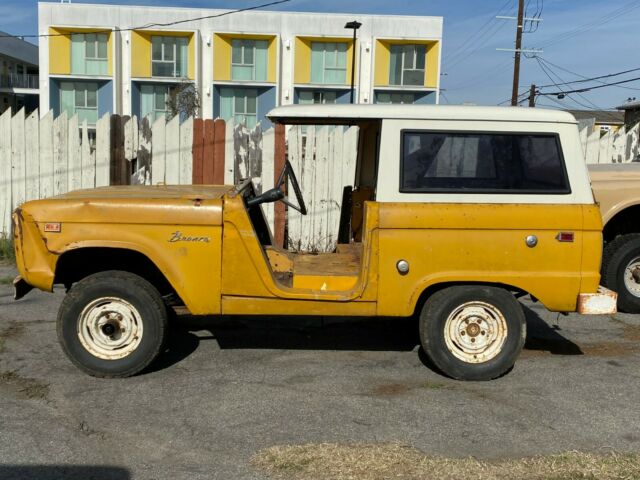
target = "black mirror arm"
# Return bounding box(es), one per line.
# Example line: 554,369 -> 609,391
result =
246,188 -> 285,208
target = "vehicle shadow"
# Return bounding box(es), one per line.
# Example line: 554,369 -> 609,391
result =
147,303 -> 584,373
0,465 -> 130,480
522,304 -> 583,355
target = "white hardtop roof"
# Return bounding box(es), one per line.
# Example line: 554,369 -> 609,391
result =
267,104 -> 577,124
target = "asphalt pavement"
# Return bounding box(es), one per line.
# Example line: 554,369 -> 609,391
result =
1,261 -> 639,479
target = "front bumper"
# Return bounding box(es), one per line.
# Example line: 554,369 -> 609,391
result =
577,286 -> 617,315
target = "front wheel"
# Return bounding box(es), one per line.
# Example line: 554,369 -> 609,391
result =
419,285 -> 526,381
57,271 -> 168,378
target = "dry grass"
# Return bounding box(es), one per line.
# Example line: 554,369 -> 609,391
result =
252,442 -> 640,480
0,234 -> 15,263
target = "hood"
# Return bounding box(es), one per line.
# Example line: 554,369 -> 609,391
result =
18,185 -> 232,227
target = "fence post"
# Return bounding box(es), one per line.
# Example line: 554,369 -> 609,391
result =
213,118 -> 226,185
0,109 -> 12,235
273,123 -> 286,248
192,119 -> 204,184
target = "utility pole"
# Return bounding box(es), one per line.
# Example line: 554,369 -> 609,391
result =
528,84 -> 536,107
511,0 -> 525,106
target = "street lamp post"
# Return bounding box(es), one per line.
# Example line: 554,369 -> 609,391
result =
344,20 -> 362,104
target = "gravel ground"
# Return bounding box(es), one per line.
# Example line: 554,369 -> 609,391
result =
1,261 -> 639,479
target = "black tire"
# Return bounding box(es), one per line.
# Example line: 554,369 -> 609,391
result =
601,234 -> 640,313
57,271 -> 168,378
419,285 -> 526,381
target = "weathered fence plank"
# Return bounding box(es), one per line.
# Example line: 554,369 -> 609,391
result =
39,111 -> 54,198
165,115 -> 180,184
202,119 -> 215,184
81,121 -> 94,188
179,117 -> 193,185
53,111 -> 68,195
224,119 -> 234,185
95,113 -> 111,186
262,126 -> 275,230
134,116 -> 151,185
151,116 -> 166,185
213,118 -> 226,185
25,109 -> 40,201
11,108 -> 26,211
192,119 -> 204,184
68,114 -> 82,191
0,109 -> 11,234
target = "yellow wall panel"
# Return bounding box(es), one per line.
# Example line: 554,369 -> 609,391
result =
130,31 -> 151,78
373,40 -> 389,87
213,34 -> 232,81
426,41 -> 440,88
49,28 -> 71,75
294,37 -> 310,84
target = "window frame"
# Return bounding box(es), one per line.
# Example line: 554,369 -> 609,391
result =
390,44 -> 426,86
84,33 -> 109,61
398,129 -> 572,195
232,88 -> 258,127
60,81 -> 99,124
151,36 -> 187,78
311,41 -> 348,85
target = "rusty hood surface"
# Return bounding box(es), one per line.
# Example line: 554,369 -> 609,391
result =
17,185 -> 232,226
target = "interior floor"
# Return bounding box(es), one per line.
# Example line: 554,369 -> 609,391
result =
266,243 -> 363,291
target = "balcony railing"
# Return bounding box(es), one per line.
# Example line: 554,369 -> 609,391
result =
0,74 -> 39,89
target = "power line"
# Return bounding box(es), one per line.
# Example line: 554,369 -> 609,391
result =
538,75 -> 640,96
535,57 -> 602,111
444,0 -> 515,68
0,0 -> 292,39
533,0 -> 640,49
535,58 -> 640,91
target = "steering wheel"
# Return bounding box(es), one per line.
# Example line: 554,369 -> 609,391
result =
246,160 -> 308,215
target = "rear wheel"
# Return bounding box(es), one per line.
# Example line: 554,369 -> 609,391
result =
57,271 -> 168,378
419,285 -> 526,381
601,234 -> 640,313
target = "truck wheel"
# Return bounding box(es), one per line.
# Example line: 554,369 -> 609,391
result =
602,234 -> 640,313
419,285 -> 526,381
57,271 -> 168,378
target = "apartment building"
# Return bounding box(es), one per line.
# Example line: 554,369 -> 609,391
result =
0,32 -> 39,114
38,3 -> 442,126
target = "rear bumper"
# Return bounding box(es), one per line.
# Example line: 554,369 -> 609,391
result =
577,286 -> 617,315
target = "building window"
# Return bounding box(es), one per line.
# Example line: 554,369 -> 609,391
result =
220,88 -> 257,128
231,39 -> 268,81
400,131 -> 570,193
298,90 -> 337,104
71,33 -> 108,75
310,42 -> 347,85
151,36 -> 188,78
389,44 -> 426,86
60,82 -> 98,124
375,92 -> 416,104
140,84 -> 171,122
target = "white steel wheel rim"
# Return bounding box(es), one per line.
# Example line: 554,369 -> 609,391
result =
444,301 -> 508,364
623,257 -> 640,297
77,297 -> 144,360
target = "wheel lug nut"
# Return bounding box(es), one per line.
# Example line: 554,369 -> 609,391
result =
471,338 -> 476,343
461,331 -> 466,336
481,331 -> 485,335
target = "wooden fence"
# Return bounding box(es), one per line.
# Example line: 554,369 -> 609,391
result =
579,121 -> 640,164
0,108 -> 359,253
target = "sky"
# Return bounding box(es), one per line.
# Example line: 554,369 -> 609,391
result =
2,0 -> 639,109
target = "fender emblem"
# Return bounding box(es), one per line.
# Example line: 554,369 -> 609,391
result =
44,222 -> 61,233
168,231 -> 211,243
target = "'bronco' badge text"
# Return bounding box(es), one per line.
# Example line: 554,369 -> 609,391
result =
168,231 -> 211,243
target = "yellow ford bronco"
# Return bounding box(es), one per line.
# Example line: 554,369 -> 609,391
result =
13,105 -> 616,381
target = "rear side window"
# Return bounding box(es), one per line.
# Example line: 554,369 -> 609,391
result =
400,131 -> 570,194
